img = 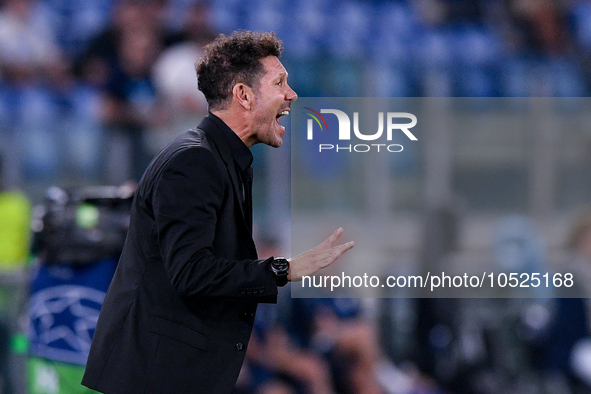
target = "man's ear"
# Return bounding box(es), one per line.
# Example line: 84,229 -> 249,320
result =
232,83 -> 254,110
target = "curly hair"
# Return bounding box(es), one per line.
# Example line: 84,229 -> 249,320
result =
196,31 -> 284,110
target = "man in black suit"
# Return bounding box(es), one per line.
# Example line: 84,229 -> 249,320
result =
82,31 -> 354,394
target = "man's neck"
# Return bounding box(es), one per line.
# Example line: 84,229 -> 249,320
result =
210,109 -> 255,148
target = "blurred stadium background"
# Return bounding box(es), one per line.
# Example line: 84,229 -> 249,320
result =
2,0 -> 591,393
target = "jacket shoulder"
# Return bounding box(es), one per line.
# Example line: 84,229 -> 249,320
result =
136,128 -> 220,199
168,128 -> 212,154
152,128 -> 215,169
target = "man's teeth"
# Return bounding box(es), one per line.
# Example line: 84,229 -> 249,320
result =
278,111 -> 289,116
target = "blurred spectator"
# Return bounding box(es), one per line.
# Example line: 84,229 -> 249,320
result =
566,210 -> 591,300
505,0 -> 574,55
0,155 -> 31,394
540,210 -> 591,393
0,0 -> 69,180
411,0 -> 485,27
39,0 -> 113,60
0,0 -> 106,185
164,0 -> 217,47
149,1 -> 216,154
0,155 -> 31,271
291,298 -> 384,394
493,215 -> 547,277
74,0 -> 167,89
0,0 -> 64,85
240,298 -> 336,394
286,297 -> 434,394
76,0 -> 169,183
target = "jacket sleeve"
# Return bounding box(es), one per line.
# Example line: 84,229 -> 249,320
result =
152,147 -> 278,299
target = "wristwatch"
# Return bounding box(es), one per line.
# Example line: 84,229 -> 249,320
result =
268,257 -> 289,287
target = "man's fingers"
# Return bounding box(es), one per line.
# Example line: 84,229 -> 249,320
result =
323,240 -> 355,265
340,240 -> 355,253
290,231 -> 355,280
323,227 -> 344,247
331,240 -> 355,261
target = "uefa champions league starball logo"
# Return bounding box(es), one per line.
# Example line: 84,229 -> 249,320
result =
28,285 -> 107,365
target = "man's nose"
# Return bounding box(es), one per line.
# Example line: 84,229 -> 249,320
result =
286,84 -> 297,102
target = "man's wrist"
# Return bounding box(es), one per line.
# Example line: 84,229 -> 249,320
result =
268,257 -> 289,287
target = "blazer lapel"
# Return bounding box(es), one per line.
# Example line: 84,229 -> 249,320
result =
197,117 -> 251,233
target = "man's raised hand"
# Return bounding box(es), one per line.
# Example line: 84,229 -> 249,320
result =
288,227 -> 355,282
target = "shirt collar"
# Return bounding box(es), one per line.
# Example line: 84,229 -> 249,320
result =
207,112 -> 253,172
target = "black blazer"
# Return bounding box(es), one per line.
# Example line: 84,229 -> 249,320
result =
82,114 -> 278,394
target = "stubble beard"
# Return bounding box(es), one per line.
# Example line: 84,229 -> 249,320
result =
253,112 -> 283,148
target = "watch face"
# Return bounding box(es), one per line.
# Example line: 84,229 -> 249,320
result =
270,258 -> 289,287
273,259 -> 289,273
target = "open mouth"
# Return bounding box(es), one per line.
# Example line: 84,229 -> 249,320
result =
276,110 -> 290,129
